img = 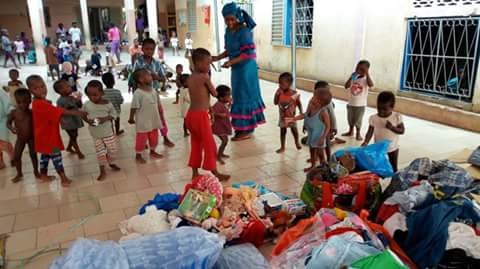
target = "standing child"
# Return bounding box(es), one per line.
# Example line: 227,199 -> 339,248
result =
315,81 -> 337,161
170,31 -> 179,56
61,62 -> 80,92
342,60 -> 374,141
54,80 -> 85,159
83,80 -> 121,181
0,88 -> 13,170
4,69 -> 24,107
128,69 -> 164,163
173,64 -> 184,104
26,75 -> 87,186
362,91 -> 405,172
14,36 -> 26,65
90,46 -> 103,76
274,72 -> 302,153
71,41 -> 82,74
184,32 -> 193,58
178,74 -> 190,137
186,48 -> 230,180
102,72 -> 124,135
211,85 -> 232,165
291,82 -> 332,172
132,38 -> 174,147
45,37 -> 60,81
7,89 -> 40,182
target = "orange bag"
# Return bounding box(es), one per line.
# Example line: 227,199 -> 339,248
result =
271,216 -> 318,256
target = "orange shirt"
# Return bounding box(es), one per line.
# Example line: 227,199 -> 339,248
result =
32,99 -> 65,154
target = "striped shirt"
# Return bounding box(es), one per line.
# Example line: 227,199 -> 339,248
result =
103,88 -> 124,114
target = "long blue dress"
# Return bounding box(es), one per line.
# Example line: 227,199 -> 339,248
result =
225,26 -> 266,133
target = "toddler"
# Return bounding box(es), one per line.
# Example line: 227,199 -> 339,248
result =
184,32 -> 193,58
7,89 -> 39,182
170,31 -> 179,56
173,64 -> 184,104
128,69 -> 164,163
83,80 -> 121,181
54,80 -> 85,159
44,37 -> 60,81
102,72 -> 124,135
4,69 -> 24,106
178,74 -> 190,137
315,81 -> 338,161
362,91 -> 405,172
14,36 -> 26,65
186,48 -> 229,181
211,85 -> 233,165
27,75 -> 87,186
89,46 -> 103,76
291,81 -> 332,172
274,72 -> 302,153
61,62 -> 80,92
342,60 -> 374,141
0,88 -> 13,170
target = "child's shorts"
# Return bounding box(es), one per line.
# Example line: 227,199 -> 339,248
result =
347,105 -> 366,129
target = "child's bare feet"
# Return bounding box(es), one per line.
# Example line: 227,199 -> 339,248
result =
97,167 -> 107,181
172,101 -> 179,104
77,152 -> 85,159
150,151 -> 163,159
39,174 -> 56,182
163,138 -> 175,148
356,134 -> 363,141
116,130 -> 125,136
11,175 -> 23,183
295,142 -> 302,150
217,157 -> 225,165
58,172 -> 72,187
214,172 -> 230,181
136,154 -> 147,164
220,154 -> 230,159
276,148 -> 285,154
34,171 -> 41,179
342,131 -> 353,137
109,164 -> 121,171
66,147 -> 75,154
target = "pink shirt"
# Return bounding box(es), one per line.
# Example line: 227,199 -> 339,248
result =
108,27 -> 121,41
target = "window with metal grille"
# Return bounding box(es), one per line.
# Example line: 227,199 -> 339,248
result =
271,0 -> 314,47
187,0 -> 197,32
401,17 -> 480,102
235,0 -> 253,18
413,0 -> 480,8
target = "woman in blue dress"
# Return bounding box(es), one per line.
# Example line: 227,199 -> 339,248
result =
212,2 -> 266,141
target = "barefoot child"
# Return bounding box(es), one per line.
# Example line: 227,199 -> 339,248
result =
178,74 -> 190,137
54,80 -> 85,159
83,80 -> 121,181
362,91 -> 404,172
26,75 -> 87,186
212,85 -> 232,165
342,60 -> 374,141
7,89 -> 39,182
128,69 -> 164,163
61,61 -> 80,92
4,69 -> 24,107
316,81 -> 337,161
186,48 -> 230,181
101,72 -> 124,135
274,72 -> 302,153
173,64 -> 183,104
291,82 -> 331,172
0,89 -> 13,170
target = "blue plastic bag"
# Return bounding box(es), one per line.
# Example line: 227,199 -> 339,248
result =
335,140 -> 394,178
213,243 -> 269,269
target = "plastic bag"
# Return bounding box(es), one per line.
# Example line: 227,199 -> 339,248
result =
335,140 -> 394,177
213,243 -> 269,269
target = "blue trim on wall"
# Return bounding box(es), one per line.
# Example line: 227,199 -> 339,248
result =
400,21 -> 412,91
284,0 -> 292,46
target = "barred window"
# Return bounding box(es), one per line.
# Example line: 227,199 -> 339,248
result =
271,0 -> 314,48
187,0 -> 197,32
401,17 -> 480,101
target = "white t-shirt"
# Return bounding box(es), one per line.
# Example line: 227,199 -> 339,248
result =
348,76 -> 369,107
185,38 -> 193,50
69,27 -> 82,42
369,112 -> 403,152
170,37 -> 179,48
14,41 -> 25,53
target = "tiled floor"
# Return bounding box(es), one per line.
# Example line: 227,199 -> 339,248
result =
1,52 -> 479,268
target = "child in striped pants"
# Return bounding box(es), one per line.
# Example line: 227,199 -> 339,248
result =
83,80 -> 121,181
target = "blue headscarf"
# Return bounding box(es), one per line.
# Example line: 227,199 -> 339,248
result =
222,2 -> 256,30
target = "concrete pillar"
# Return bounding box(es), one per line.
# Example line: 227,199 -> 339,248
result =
124,0 -> 136,46
79,0 -> 92,49
146,0 -> 158,42
26,0 -> 47,65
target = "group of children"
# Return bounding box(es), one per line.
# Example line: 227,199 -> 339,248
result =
275,60 -> 405,172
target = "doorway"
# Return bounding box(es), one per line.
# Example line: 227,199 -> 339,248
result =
88,7 -> 111,44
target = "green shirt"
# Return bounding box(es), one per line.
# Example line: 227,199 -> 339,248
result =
131,89 -> 162,133
83,101 -> 117,139
103,88 -> 124,114
350,250 -> 408,269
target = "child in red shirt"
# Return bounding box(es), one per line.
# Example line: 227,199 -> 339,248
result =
26,75 -> 87,186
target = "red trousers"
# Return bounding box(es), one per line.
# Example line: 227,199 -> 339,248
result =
135,129 -> 159,153
186,110 -> 217,171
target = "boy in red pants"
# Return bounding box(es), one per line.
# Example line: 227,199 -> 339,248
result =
186,48 -> 230,181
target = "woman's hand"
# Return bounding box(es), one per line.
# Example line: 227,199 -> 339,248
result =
221,61 -> 232,68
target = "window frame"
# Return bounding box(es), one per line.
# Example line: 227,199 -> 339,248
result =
187,0 -> 197,33
271,0 -> 314,48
